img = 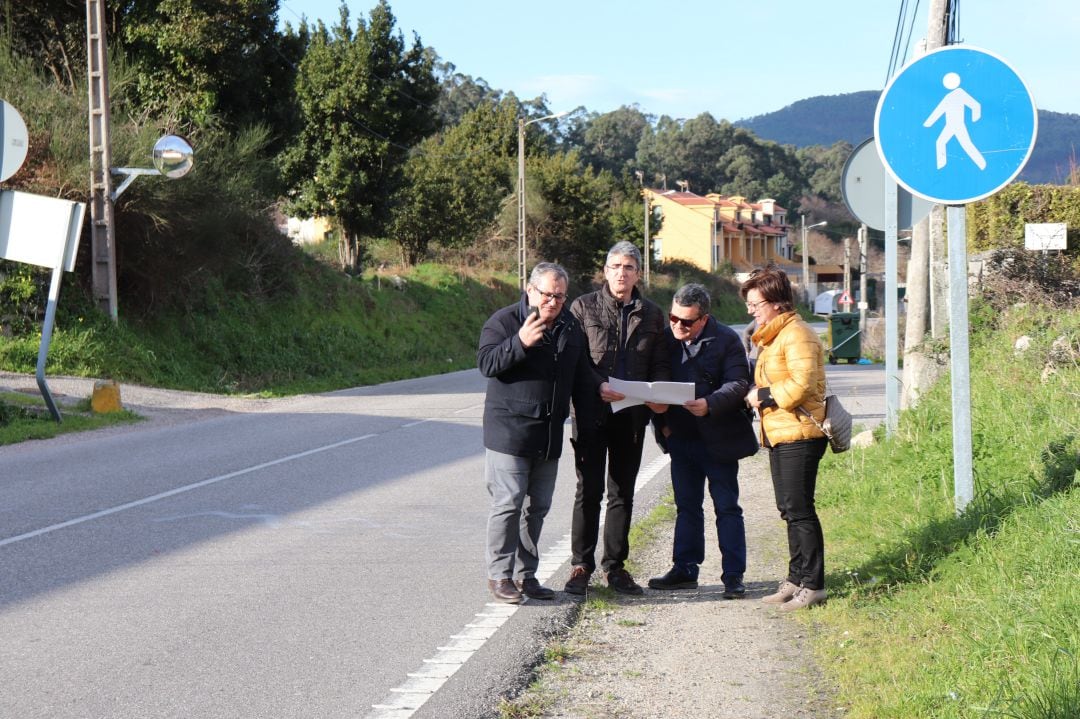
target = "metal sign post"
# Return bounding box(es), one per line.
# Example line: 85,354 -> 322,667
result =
884,182 -> 900,434
875,45 -> 1038,514
0,191 -> 87,422
841,137 -> 934,435
946,206 -> 973,509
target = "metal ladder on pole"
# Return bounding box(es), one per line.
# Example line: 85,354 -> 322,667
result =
86,0 -> 118,320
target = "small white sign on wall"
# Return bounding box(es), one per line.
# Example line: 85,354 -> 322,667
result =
1024,222 -> 1067,251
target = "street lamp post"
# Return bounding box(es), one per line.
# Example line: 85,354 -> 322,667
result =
518,111 -> 568,290
635,170 -> 650,288
800,217 -> 827,306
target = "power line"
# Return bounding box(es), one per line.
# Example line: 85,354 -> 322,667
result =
885,0 -> 922,83
899,0 -> 923,67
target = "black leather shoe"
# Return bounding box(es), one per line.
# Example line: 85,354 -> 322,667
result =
563,565 -> 592,596
648,566 -> 699,590
606,568 -> 644,595
722,580 -> 747,599
517,578 -> 555,600
488,578 -> 523,604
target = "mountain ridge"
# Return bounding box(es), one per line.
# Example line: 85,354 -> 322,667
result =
734,91 -> 1078,184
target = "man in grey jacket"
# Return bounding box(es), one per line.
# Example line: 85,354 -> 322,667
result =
564,241 -> 670,596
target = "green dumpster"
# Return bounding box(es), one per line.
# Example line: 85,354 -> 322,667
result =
828,312 -> 861,364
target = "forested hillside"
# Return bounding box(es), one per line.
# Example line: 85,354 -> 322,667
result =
736,91 -> 1080,184
0,0 -> 859,325
1,0 -> 1075,349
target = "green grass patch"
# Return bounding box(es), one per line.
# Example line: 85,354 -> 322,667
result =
807,303 -> 1080,718
624,490 -> 676,577
0,392 -> 140,444
616,618 -> 646,627
543,643 -> 573,664
0,255 -> 754,399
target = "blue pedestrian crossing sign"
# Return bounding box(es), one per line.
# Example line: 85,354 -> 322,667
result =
875,46 -> 1037,205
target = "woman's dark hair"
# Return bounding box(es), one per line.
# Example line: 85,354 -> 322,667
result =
740,261 -> 795,313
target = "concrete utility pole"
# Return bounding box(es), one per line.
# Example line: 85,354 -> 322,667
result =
901,0 -> 951,408
927,0 -> 951,340
86,0 -> 118,321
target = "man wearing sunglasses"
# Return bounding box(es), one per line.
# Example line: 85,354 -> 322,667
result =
478,262 -> 604,604
648,283 -> 758,598
564,241 -> 670,596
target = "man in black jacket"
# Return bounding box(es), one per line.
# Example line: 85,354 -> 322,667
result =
648,283 -> 758,598
565,241 -> 670,596
478,262 -> 604,604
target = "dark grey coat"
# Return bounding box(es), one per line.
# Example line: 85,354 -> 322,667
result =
569,283 -> 670,433
477,295 -> 600,460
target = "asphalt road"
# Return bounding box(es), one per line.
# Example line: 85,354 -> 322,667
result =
0,369 -> 666,718
0,347 -> 884,719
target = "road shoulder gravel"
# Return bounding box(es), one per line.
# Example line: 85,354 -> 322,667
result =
509,450 -> 842,718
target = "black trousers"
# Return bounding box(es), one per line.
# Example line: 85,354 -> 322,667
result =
570,410 -> 646,573
768,437 -> 829,590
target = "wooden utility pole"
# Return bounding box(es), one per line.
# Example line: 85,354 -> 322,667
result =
86,0 -> 118,321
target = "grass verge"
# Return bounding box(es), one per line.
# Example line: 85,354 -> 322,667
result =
805,302 -> 1079,718
0,391 -> 140,445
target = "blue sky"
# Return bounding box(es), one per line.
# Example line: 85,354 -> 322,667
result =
278,1 -> 1079,121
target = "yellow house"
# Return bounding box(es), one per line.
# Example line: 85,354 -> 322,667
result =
285,215 -> 333,245
645,189 -> 797,274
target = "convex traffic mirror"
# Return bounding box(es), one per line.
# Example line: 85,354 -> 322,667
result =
152,134 -> 194,178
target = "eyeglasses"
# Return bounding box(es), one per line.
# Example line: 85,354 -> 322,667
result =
745,299 -> 768,311
530,285 -> 566,303
606,263 -> 638,273
669,313 -> 702,329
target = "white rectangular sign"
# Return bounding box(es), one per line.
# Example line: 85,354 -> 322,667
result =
0,190 -> 86,271
1024,222 -> 1067,251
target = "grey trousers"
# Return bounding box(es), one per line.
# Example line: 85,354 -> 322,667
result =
485,449 -> 558,581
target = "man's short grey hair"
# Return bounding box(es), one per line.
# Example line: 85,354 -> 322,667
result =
673,283 -> 711,316
530,262 -> 568,288
606,241 -> 642,270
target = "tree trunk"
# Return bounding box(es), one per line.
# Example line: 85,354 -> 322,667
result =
338,228 -> 360,274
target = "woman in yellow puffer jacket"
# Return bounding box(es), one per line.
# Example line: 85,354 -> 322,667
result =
742,263 -> 829,611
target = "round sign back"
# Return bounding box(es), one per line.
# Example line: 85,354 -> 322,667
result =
0,100 -> 29,182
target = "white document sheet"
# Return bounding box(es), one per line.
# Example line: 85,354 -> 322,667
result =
607,377 -> 695,414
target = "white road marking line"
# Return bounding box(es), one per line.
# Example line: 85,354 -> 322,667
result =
0,434 -> 377,549
366,452 -> 672,718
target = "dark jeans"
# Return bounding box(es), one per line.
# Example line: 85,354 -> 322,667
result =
768,437 -> 829,590
668,436 -> 746,586
570,410 -> 646,573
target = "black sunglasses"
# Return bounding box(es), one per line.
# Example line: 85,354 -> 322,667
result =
669,313 -> 702,328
